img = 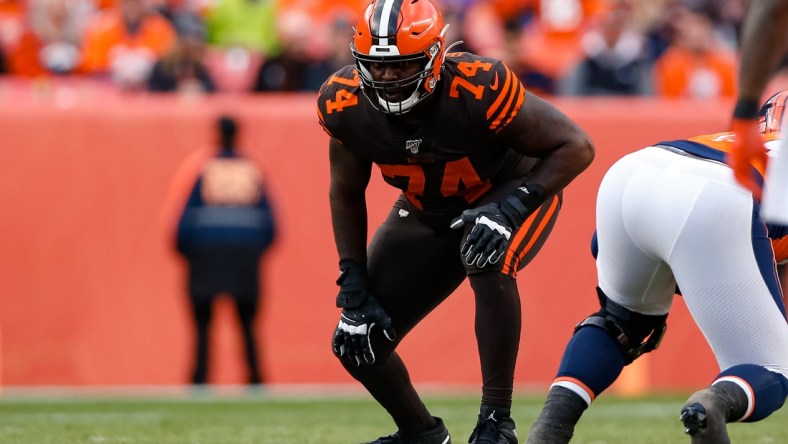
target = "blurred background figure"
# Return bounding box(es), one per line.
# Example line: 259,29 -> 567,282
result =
0,0 -> 27,73
200,0 -> 278,92
461,0 -> 606,96
147,12 -> 215,94
79,0 -> 176,89
6,0 -> 94,77
559,1 -> 652,96
250,1 -> 359,92
203,0 -> 279,56
252,7 -> 334,92
652,3 -> 736,99
438,0 -> 472,54
166,115 -> 277,386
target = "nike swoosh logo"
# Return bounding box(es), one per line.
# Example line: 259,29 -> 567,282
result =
490,72 -> 499,91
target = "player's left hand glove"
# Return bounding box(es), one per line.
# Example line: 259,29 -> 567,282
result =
332,260 -> 396,366
450,184 -> 546,267
727,100 -> 768,201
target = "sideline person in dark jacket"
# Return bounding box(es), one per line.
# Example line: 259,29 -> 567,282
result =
166,115 -> 276,385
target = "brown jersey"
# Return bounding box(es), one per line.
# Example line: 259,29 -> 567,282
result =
317,52 -> 536,218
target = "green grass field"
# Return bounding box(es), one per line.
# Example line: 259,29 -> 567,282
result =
1,388 -> 786,443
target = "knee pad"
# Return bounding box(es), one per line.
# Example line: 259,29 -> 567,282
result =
574,287 -> 668,365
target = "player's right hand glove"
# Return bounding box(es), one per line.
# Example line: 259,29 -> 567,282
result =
332,259 -> 396,366
450,203 -> 513,267
727,100 -> 768,201
450,184 -> 546,267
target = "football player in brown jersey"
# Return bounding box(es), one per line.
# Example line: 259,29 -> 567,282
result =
316,1 -> 594,442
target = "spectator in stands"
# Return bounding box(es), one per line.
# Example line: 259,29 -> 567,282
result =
252,7 -> 334,92
560,2 -> 652,96
652,5 -> 736,99
203,0 -> 280,57
147,13 -> 215,93
461,0 -> 605,96
319,12 -> 356,78
6,0 -> 94,77
634,0 -> 677,63
79,0 -> 176,89
662,0 -> 745,53
199,0 -> 281,92
439,0 -> 473,55
165,115 -> 277,385
0,0 -> 27,73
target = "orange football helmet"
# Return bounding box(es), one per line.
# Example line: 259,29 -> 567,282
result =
351,0 -> 450,114
759,89 -> 788,135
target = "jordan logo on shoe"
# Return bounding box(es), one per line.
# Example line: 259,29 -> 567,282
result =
486,410 -> 497,422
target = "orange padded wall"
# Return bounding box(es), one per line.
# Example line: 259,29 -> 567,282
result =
0,93 -> 735,391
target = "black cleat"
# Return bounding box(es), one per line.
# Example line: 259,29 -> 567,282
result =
468,406 -> 517,444
680,403 -> 708,435
679,388 -> 731,444
362,417 -> 451,444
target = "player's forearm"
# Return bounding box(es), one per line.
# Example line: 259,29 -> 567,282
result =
329,193 -> 369,264
737,0 -> 788,102
522,139 -> 595,197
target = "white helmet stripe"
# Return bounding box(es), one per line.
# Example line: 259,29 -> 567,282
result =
373,0 -> 402,46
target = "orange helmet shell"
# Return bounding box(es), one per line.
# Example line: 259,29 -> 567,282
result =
353,0 -> 446,59
351,0 -> 449,114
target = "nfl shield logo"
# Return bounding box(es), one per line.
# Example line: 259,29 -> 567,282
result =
405,139 -> 422,154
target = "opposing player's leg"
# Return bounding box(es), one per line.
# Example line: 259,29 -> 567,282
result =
337,197 -> 466,443
525,288 -> 669,444
465,189 -> 562,444
679,365 -> 788,444
671,186 -> 788,443
528,148 -> 680,443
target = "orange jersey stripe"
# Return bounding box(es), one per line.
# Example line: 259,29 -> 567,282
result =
488,66 -> 525,132
773,236 -> 788,264
486,66 -> 513,122
502,194 -> 560,275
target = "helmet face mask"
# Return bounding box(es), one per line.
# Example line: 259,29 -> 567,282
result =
759,89 -> 788,136
351,0 -> 448,115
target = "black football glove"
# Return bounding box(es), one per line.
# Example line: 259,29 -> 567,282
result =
332,260 -> 396,366
450,184 -> 546,268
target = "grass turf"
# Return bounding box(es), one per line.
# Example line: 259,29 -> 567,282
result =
1,389 -> 786,443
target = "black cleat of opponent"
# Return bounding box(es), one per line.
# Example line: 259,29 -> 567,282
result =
679,387 -> 733,444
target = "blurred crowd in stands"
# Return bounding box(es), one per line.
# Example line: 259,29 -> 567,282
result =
0,0 -> 785,97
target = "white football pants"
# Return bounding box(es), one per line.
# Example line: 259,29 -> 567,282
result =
595,146 -> 788,378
